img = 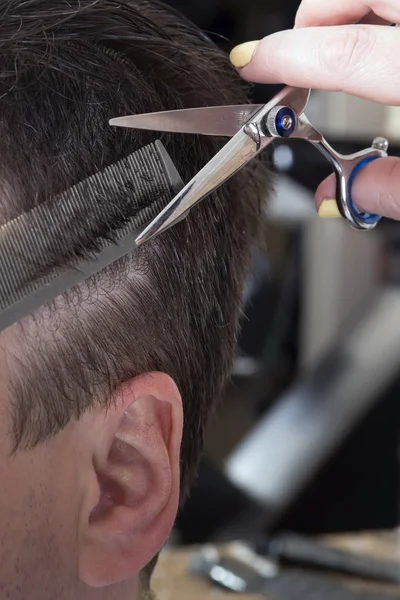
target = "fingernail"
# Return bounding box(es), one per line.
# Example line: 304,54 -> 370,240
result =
230,41 -> 259,68
318,199 -> 341,219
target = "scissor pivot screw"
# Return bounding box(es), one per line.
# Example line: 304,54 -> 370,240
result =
263,106 -> 297,138
281,116 -> 293,130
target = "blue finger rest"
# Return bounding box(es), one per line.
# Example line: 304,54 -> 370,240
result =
275,107 -> 297,138
348,156 -> 382,226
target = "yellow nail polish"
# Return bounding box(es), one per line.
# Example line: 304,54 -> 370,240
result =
318,199 -> 341,219
230,41 -> 259,68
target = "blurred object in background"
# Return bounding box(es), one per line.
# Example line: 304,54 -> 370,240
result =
307,90 -> 400,143
155,532 -> 400,599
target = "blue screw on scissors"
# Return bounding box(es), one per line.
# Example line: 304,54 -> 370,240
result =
110,87 -> 389,245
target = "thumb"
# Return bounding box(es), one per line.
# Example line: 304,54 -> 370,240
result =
316,157 -> 400,220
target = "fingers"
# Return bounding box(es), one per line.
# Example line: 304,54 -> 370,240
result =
295,0 -> 400,28
231,25 -> 400,105
316,157 -> 400,221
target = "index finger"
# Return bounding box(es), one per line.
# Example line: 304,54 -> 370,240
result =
232,25 -> 400,105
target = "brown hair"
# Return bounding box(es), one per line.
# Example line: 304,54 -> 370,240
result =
0,0 -> 267,589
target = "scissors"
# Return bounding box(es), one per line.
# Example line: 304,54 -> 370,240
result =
110,86 -> 389,246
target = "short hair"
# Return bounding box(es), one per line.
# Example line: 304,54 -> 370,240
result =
0,0 -> 266,584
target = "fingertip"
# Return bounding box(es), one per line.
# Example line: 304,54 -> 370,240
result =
230,41 -> 260,69
315,175 -> 336,211
318,199 -> 341,219
232,30 -> 301,84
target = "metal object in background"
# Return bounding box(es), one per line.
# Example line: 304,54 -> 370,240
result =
225,287 -> 400,530
189,539 -> 400,599
256,532 -> 400,585
110,86 -> 389,240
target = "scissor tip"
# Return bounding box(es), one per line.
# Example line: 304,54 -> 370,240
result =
135,229 -> 154,246
134,234 -> 145,246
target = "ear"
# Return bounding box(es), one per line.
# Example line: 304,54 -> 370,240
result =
77,372 -> 183,587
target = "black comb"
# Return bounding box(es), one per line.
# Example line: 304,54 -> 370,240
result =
0,140 -> 183,333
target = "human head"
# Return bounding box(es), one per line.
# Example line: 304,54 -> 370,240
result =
0,1 -> 265,598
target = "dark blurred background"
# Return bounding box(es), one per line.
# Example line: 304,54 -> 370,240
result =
164,0 -> 400,547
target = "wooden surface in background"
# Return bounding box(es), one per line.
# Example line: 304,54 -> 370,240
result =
152,531 -> 400,600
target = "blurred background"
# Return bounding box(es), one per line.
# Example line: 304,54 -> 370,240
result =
163,0 -> 400,550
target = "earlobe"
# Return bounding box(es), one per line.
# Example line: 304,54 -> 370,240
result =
78,372 -> 183,588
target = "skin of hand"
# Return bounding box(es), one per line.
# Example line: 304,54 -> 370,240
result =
230,1 -> 400,220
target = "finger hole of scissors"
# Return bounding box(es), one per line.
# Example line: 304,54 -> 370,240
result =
348,157 -> 382,226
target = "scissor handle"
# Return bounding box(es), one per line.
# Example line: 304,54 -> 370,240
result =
311,138 -> 388,230
264,104 -> 389,230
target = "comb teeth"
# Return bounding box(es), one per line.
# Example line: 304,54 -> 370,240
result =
0,141 -> 183,332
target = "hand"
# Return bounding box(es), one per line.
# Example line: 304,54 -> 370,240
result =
230,1 -> 400,220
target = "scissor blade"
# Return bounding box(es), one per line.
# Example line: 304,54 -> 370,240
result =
135,86 -> 311,246
135,127 -> 269,246
110,104 -> 264,137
